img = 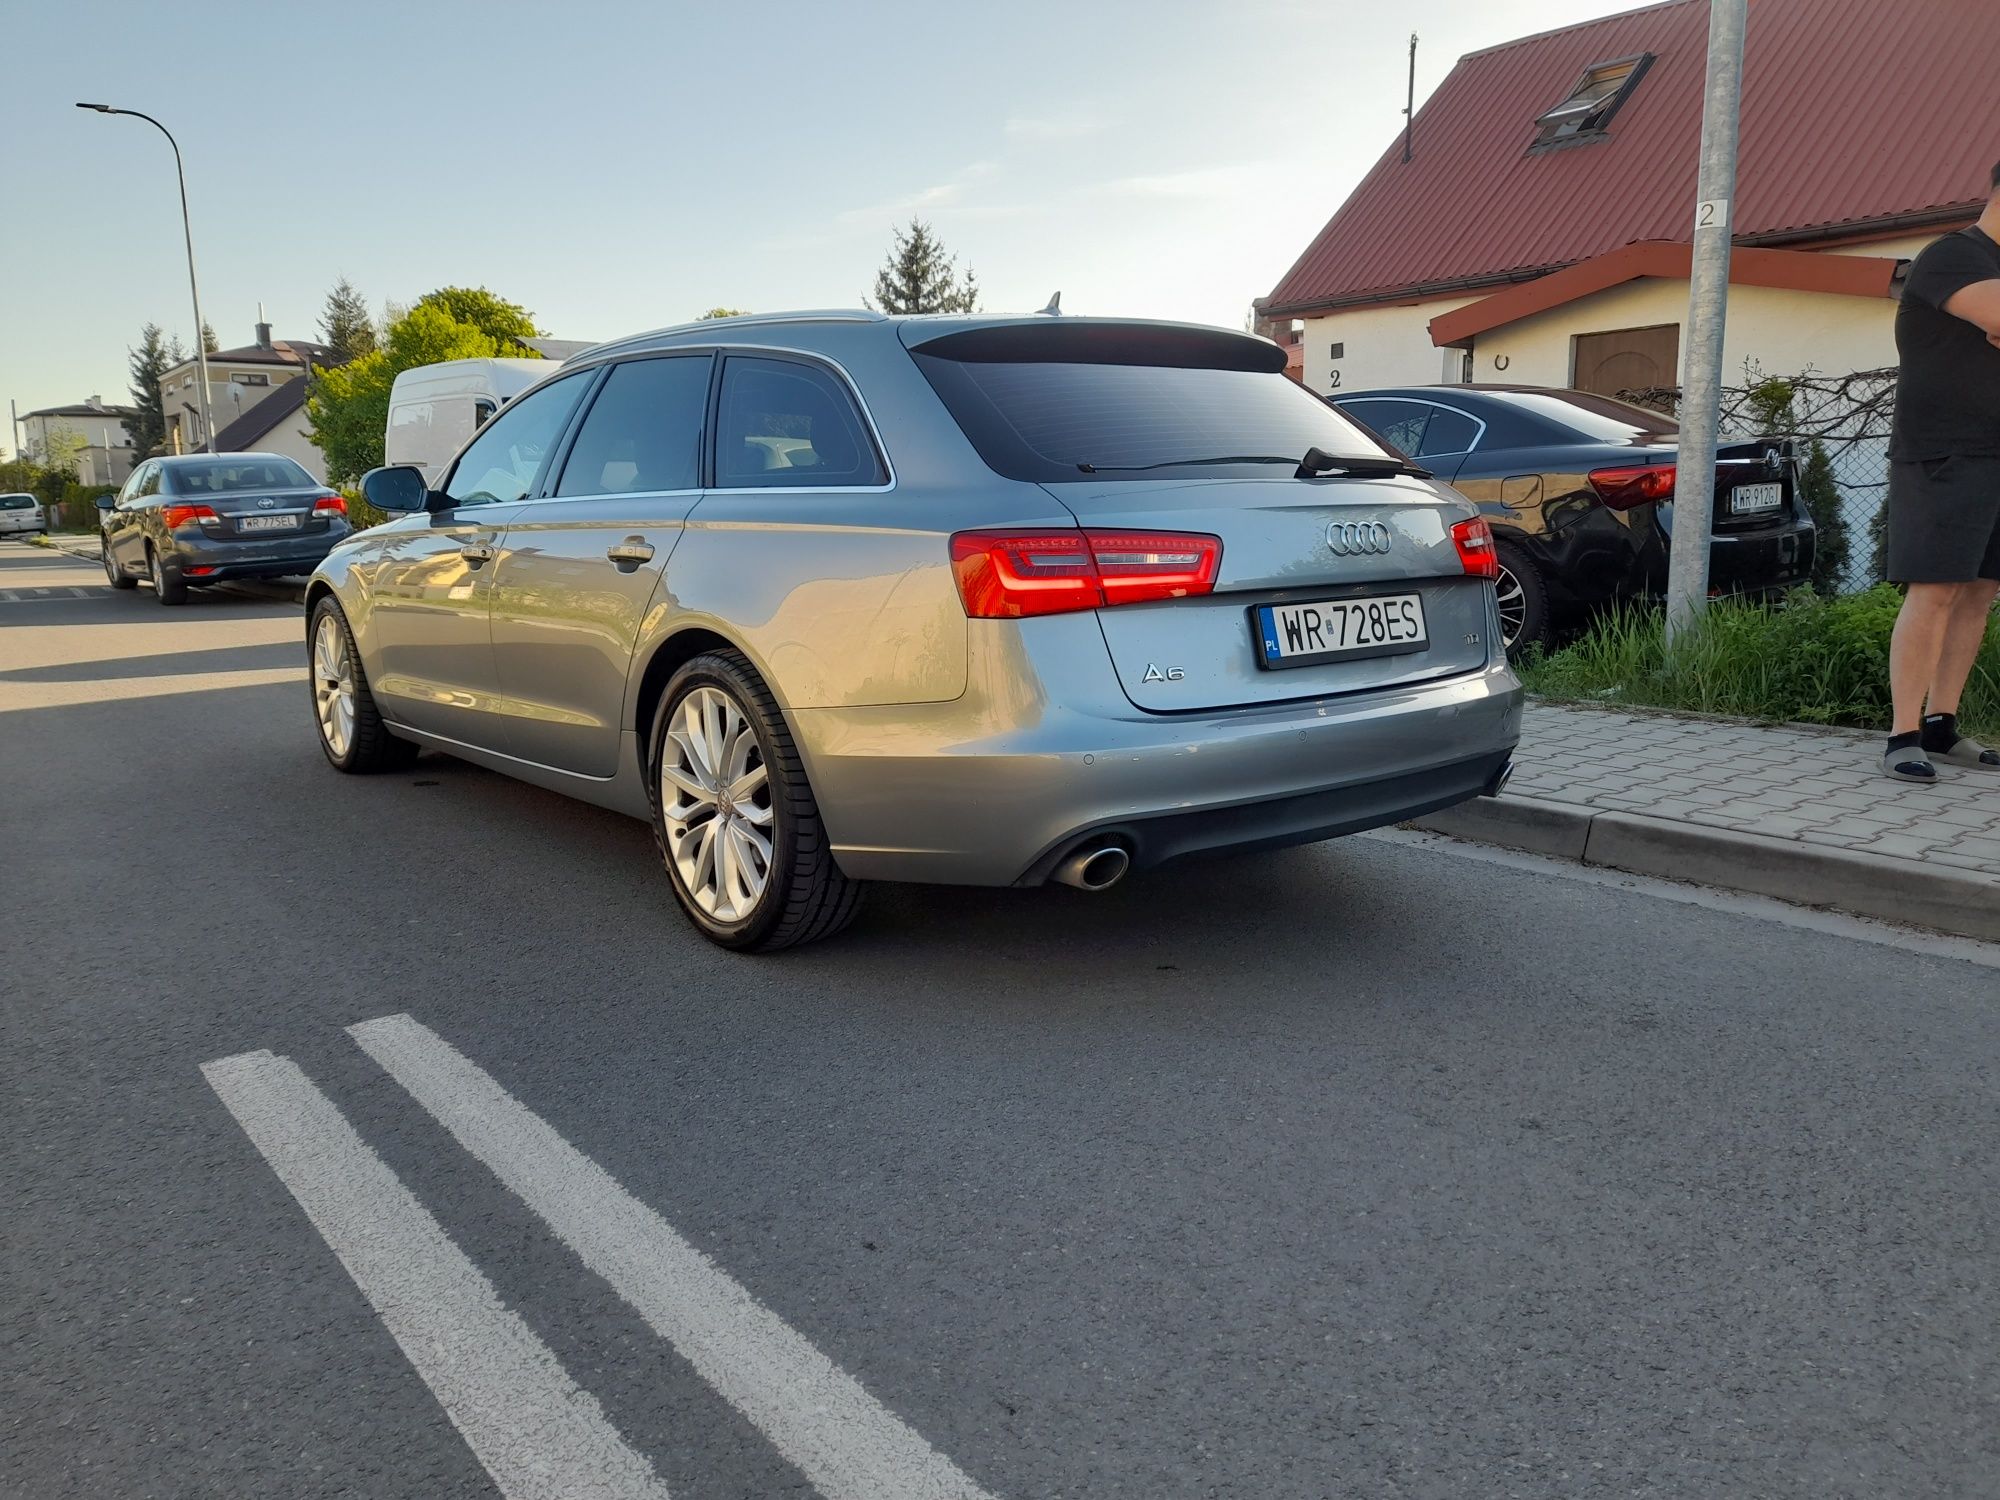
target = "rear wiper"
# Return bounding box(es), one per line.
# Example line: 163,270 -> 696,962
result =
1072,449 -> 1432,479
1075,455 -> 1300,474
1296,447 -> 1432,480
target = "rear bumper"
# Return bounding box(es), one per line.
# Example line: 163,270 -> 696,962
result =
1706,520 -> 1815,596
790,635 -> 1524,886
178,557 -> 330,582
167,531 -> 344,581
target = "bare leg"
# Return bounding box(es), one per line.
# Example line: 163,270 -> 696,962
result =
1889,582 -> 1963,734
1926,577 -> 2000,717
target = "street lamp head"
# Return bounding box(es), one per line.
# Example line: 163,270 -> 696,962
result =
76,102 -> 116,113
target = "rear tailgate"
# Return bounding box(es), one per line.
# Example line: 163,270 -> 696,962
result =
1710,439 -> 1798,532
202,485 -> 339,538
1052,476 -> 1489,712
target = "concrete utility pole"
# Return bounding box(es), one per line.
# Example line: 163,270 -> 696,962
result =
1665,0 -> 1747,642
76,104 -> 215,454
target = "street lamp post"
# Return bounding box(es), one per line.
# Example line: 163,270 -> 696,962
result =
76,103 -> 215,454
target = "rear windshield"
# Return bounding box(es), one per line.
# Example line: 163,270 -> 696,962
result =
1,494 -> 35,509
1505,390 -> 1679,442
165,457 -> 315,493
913,342 -> 1392,484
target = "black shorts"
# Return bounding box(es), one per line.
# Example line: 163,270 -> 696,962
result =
1886,453 -> 2000,583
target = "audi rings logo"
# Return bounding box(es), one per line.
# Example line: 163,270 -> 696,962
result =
1326,520 -> 1393,556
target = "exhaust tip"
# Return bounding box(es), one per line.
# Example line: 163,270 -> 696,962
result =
1482,759 -> 1515,798
1052,842 -> 1132,891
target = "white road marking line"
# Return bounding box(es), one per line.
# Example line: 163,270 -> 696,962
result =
350,1013 -> 996,1500
201,1049 -> 673,1500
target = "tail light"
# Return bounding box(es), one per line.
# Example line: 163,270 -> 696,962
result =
1587,463 -> 1677,511
160,503 -> 219,528
185,565 -> 217,576
1451,516 -> 1499,580
949,529 -> 1222,619
313,493 -> 347,515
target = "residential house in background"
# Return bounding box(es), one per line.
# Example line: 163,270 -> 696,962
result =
1257,0 -> 1994,400
160,316 -> 335,455
199,377 -> 328,481
17,398 -> 139,486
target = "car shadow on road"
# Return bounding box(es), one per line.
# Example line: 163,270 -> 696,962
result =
0,639 -> 302,684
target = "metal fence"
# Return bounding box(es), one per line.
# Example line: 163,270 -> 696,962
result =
1623,368 -> 1898,594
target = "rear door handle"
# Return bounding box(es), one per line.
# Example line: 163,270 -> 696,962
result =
459,542 -> 496,565
606,539 -> 655,567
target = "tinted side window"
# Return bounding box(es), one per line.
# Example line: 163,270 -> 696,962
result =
556,356 -> 710,497
715,356 -> 883,488
1417,406 -> 1481,456
1338,398 -> 1429,456
443,371 -> 591,507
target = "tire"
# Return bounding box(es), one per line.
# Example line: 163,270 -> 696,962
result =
148,544 -> 187,606
1493,542 -> 1550,655
648,650 -> 863,952
103,539 -> 136,590
309,596 -> 419,774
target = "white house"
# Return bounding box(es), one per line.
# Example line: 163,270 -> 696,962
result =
17,398 -> 139,486
1257,0 -> 1995,401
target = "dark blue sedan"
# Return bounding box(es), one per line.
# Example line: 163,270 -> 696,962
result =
100,453 -> 352,605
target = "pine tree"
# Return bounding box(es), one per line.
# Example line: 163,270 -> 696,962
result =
127,323 -> 171,458
201,320 -> 219,354
319,277 -> 378,361
869,220 -> 978,315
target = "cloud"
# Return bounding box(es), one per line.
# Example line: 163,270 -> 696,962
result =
1100,162 -> 1292,199
1003,113 -> 1105,142
831,161 -> 1002,227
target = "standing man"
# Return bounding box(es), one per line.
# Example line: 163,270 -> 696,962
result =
1883,161 -> 2000,781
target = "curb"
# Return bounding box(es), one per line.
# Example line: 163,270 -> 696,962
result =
1413,794 -> 2000,943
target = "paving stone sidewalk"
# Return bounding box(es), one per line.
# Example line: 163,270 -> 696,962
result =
1419,701 -> 2000,941
1513,702 -> 2000,874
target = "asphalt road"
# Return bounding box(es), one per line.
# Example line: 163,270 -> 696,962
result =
4,537 -> 1997,1500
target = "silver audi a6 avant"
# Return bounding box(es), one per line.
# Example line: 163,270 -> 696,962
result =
312,312 -> 1522,950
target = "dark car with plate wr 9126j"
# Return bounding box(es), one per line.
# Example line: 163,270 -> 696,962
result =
99,453 -> 352,604
1331,385 -> 1816,652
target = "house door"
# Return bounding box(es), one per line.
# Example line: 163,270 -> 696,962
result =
1572,324 -> 1679,405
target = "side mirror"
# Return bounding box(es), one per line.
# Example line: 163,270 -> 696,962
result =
360,465 -> 433,516
95,496 -> 116,511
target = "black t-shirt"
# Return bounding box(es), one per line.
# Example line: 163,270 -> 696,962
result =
1889,226 -> 2000,459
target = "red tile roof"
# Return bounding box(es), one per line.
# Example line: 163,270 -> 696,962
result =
1264,0 -> 1996,316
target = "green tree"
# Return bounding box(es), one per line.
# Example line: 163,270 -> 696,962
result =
698,307 -> 749,320
306,304 -> 518,484
127,322 -> 172,458
319,276 -> 378,361
413,286 -> 541,352
201,320 -> 219,354
868,220 -> 978,314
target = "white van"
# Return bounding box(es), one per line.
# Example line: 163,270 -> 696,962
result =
385,359 -> 554,483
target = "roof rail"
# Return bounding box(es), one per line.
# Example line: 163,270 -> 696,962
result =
573,310 -> 887,362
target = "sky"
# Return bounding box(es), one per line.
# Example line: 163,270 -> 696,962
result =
2,0 -> 1643,438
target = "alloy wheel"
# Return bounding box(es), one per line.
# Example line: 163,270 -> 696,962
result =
1494,562 -> 1527,649
101,542 -> 117,585
660,685 -> 774,922
313,614 -> 356,759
